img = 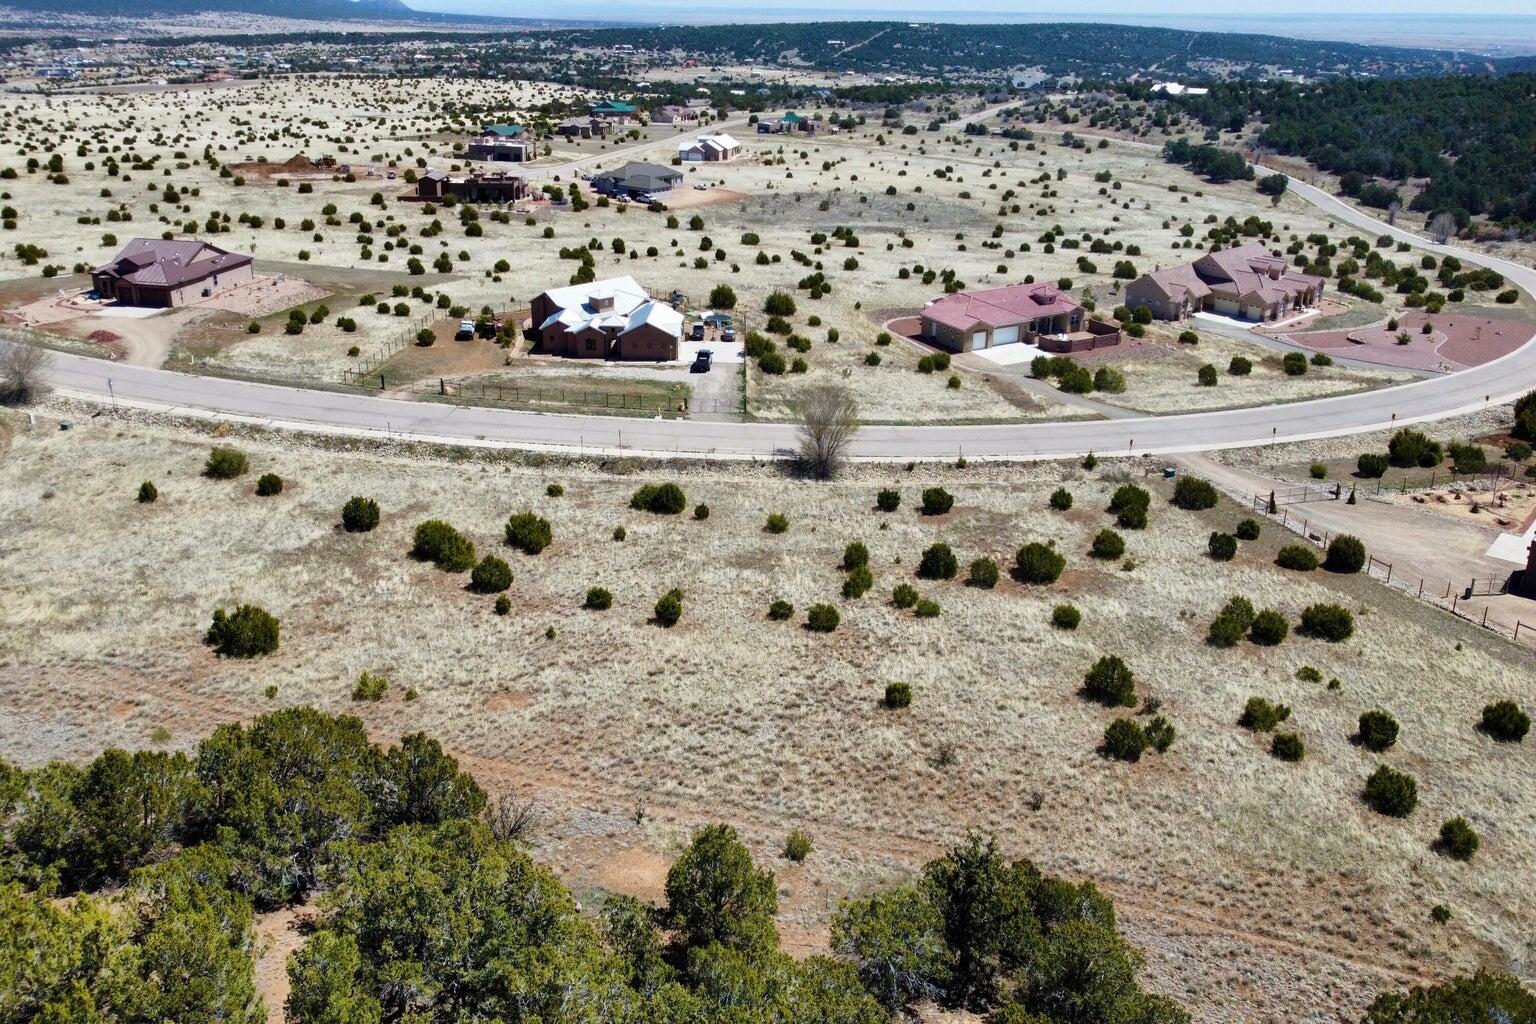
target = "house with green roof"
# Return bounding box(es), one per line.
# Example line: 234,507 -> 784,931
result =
480,124 -> 526,138
591,100 -> 639,121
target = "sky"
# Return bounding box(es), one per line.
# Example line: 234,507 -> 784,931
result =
411,0 -> 1536,18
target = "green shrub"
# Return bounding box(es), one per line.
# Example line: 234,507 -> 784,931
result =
1228,355 -> 1253,375
341,496 -> 380,532
546,483 -> 564,497
843,541 -> 869,570
1089,529 -> 1124,560
654,588 -> 683,627
1438,817 -> 1479,861
1240,697 -> 1291,732
1299,603 -> 1354,641
1357,452 -> 1389,478
1015,541 -> 1066,583
494,595 -> 511,616
1296,665 -> 1323,683
470,556 -> 513,594
1049,487 -> 1073,511
203,446 -> 248,479
876,488 -> 900,512
1249,609 -> 1289,646
1108,484 -> 1150,529
205,604 -> 279,658
1208,532 -> 1237,561
806,603 -> 840,632
585,587 -> 613,610
1235,518 -> 1261,540
1144,715 -> 1176,753
1448,442 -> 1488,475
137,480 -> 158,503
1388,428 -> 1442,468
412,519 -> 476,572
504,512 -> 553,555
765,513 -> 789,534
1103,718 -> 1148,761
1052,603 -> 1080,630
1084,655 -> 1136,707
1208,596 -> 1256,647
693,503 -> 710,520
1358,710 -> 1400,752
1363,765 -> 1418,817
255,472 -> 283,497
891,583 -> 919,609
1282,351 -> 1308,376
917,543 -> 958,580
1480,700 -> 1530,742
631,482 -> 687,514
920,487 -> 954,515
843,565 -> 874,598
783,829 -> 812,862
767,599 -> 793,621
913,598 -> 941,618
967,557 -> 1000,589
351,671 -> 388,702
1324,535 -> 1367,573
1172,476 -> 1219,510
1197,363 -> 1217,387
1310,462 -> 1327,480
1276,545 -> 1319,571
1093,366 -> 1126,393
883,681 -> 912,709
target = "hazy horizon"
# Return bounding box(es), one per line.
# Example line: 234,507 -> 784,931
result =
403,3 -> 1536,55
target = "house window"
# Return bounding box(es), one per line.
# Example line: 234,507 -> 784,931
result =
586,339 -> 597,353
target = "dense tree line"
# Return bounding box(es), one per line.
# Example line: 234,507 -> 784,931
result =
0,709 -> 1185,1023
3,710 -> 1531,1022
1170,75 -> 1536,225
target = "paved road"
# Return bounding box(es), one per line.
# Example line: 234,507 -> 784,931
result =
24,126 -> 1536,462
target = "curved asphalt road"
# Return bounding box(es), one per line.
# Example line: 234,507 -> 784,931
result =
25,130 -> 1536,462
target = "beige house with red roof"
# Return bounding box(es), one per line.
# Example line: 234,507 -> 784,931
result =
1125,242 -> 1324,323
918,281 -> 1119,354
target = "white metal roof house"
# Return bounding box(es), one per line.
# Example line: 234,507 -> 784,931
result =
678,132 -> 740,162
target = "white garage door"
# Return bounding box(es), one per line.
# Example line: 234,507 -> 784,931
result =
970,331 -> 987,350
991,325 -> 1020,346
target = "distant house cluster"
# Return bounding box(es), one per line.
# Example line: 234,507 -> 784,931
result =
92,238 -> 253,308
532,275 -> 682,361
1125,242 -> 1325,322
677,132 -> 739,162
919,281 -> 1120,354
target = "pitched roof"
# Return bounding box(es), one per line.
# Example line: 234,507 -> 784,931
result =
920,282 -> 1083,333
536,275 -> 682,339
595,160 -> 683,191
679,132 -> 739,154
93,238 -> 252,289
480,123 -> 524,136
592,100 -> 638,113
1137,242 -> 1322,307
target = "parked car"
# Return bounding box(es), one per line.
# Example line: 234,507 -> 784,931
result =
693,183 -> 708,190
475,319 -> 501,339
721,327 -> 737,343
455,320 -> 475,341
690,322 -> 705,341
691,348 -> 713,373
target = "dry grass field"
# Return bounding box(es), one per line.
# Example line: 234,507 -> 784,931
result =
0,75 -> 1446,423
1,403 -> 1533,1022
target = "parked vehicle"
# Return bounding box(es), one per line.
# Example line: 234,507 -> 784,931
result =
690,322 -> 705,341
722,327 -> 737,343
455,320 -> 475,341
691,349 -> 713,373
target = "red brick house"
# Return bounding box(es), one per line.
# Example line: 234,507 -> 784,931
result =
918,281 -> 1119,353
531,276 -> 683,361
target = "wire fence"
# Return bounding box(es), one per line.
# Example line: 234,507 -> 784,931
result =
339,312 -> 438,385
1234,482 -> 1536,649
